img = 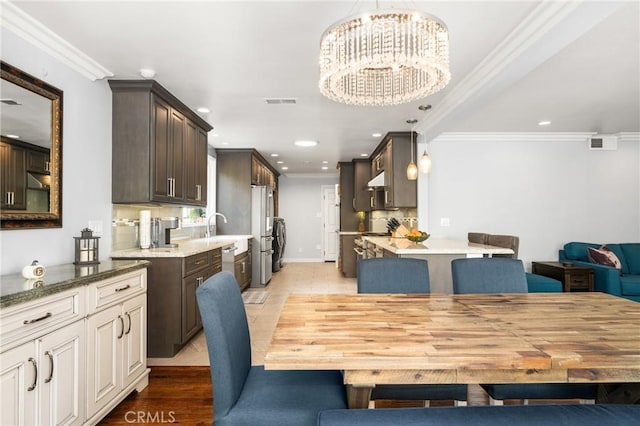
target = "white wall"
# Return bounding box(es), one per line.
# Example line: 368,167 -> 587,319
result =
418,136 -> 640,271
278,175 -> 338,262
1,29 -> 113,274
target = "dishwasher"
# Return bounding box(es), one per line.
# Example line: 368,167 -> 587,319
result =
221,243 -> 237,274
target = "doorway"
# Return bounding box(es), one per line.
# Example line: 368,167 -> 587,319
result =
321,185 -> 339,261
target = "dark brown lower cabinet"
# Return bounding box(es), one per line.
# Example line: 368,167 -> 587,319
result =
112,248 -> 222,358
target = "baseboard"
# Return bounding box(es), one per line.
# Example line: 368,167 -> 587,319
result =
281,258 -> 325,263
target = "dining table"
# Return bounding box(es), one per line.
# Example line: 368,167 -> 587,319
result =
264,292 -> 640,408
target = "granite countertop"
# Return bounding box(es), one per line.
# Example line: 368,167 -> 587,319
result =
0,260 -> 150,308
362,237 -> 515,256
110,235 -> 252,258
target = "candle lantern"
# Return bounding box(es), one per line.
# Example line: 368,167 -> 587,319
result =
74,228 -> 100,265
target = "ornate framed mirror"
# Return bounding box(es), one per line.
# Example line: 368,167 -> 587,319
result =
1,61 -> 63,229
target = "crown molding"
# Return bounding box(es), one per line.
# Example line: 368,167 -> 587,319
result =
280,173 -> 338,179
431,132 -> 597,143
1,1 -> 112,80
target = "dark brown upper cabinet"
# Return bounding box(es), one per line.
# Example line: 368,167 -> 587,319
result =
109,80 -> 212,207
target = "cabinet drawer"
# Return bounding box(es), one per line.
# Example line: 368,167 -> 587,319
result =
212,248 -> 222,272
184,251 -> 211,276
569,273 -> 591,289
87,269 -> 146,314
1,288 -> 84,351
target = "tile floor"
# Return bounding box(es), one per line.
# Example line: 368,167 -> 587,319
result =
147,261 -> 355,366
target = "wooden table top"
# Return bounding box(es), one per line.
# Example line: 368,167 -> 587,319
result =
264,293 -> 640,386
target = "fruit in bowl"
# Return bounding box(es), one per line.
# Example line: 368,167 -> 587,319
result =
405,229 -> 430,243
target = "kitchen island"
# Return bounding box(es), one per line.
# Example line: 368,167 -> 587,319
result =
362,237 -> 514,293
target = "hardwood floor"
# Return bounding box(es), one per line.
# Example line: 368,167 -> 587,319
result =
99,367 -> 212,425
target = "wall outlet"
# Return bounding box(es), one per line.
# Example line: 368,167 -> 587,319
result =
440,217 -> 450,227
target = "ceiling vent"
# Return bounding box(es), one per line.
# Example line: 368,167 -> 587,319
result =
265,98 -> 297,105
589,135 -> 618,151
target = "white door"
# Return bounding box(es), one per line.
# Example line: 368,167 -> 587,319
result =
122,294 -> 146,389
322,185 -> 339,261
39,320 -> 85,426
0,341 -> 37,425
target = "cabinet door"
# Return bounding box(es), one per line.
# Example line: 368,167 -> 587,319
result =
121,294 -> 146,390
0,341 -> 37,426
86,304 -> 122,419
353,160 -> 371,212
151,96 -> 172,201
184,122 -> 207,206
182,268 -> 211,343
251,156 -> 261,185
169,109 -> 185,201
0,141 -> 27,210
384,141 -> 394,208
39,320 -> 84,426
27,150 -> 50,174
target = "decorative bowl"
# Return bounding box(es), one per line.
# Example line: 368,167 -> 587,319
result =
406,232 -> 430,243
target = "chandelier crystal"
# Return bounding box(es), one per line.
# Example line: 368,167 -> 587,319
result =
319,9 -> 451,106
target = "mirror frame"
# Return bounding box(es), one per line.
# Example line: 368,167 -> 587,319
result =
1,61 -> 63,229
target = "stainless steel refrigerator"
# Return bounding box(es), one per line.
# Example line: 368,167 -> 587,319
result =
251,185 -> 274,287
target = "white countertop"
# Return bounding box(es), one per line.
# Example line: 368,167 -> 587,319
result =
362,237 -> 514,256
111,235 -> 252,258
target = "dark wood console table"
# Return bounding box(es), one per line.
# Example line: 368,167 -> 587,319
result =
531,261 -> 594,292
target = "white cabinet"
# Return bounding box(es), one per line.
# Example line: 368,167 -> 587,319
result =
85,270 -> 148,424
1,265 -> 148,426
0,291 -> 84,426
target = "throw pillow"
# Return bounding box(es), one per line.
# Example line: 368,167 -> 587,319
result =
587,246 -> 622,273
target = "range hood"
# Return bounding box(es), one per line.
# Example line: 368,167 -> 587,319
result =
367,172 -> 385,187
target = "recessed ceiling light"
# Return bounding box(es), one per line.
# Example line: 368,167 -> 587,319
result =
322,160 -> 328,164
538,120 -> 551,126
276,160 -> 284,164
139,68 -> 156,79
372,133 -> 382,138
294,140 -> 318,147
418,104 -> 432,111
270,153 -> 279,157
360,153 -> 369,157
197,107 -> 210,113
281,166 -> 289,170
221,142 -> 229,145
321,166 -> 329,170
212,133 -> 219,137
6,134 -> 20,139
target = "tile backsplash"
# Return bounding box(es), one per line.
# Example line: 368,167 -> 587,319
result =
369,209 -> 417,233
112,205 -> 207,251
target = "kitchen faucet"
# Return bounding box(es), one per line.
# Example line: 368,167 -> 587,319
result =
206,212 -> 228,238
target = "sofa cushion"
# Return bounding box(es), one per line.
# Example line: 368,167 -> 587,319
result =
620,243 -> 640,275
604,244 -> 630,274
620,275 -> 640,296
563,242 -> 600,262
587,246 -> 622,273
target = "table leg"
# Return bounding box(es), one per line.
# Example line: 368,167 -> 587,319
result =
346,385 -> 373,409
597,383 -> 640,404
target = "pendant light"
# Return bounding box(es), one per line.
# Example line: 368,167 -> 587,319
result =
419,151 -> 432,174
406,127 -> 418,181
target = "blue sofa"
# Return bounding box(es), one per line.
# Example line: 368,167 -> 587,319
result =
559,242 -> 640,302
317,405 -> 640,426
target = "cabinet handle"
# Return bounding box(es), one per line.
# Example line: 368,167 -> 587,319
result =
115,284 -> 131,292
125,312 -> 132,335
172,178 -> 176,197
194,260 -> 205,265
167,178 -> 172,197
196,277 -> 204,287
44,351 -> 54,383
23,312 -> 52,324
45,161 -> 50,172
196,184 -> 201,201
27,358 -> 37,391
241,262 -> 246,274
370,196 -> 374,208
117,315 -> 124,339
385,191 -> 389,204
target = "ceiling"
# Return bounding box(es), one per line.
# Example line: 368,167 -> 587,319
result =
6,1 -> 639,175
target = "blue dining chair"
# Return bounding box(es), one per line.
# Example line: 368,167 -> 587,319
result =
196,271 -> 347,425
450,258 -> 596,405
357,258 -> 468,407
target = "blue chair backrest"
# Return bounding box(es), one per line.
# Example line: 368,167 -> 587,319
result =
451,258 -> 528,294
196,271 -> 251,418
357,258 -> 430,293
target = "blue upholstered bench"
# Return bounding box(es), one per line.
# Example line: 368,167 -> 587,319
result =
317,404 -> 640,426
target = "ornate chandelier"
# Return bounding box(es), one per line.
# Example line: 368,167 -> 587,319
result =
319,9 -> 451,106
